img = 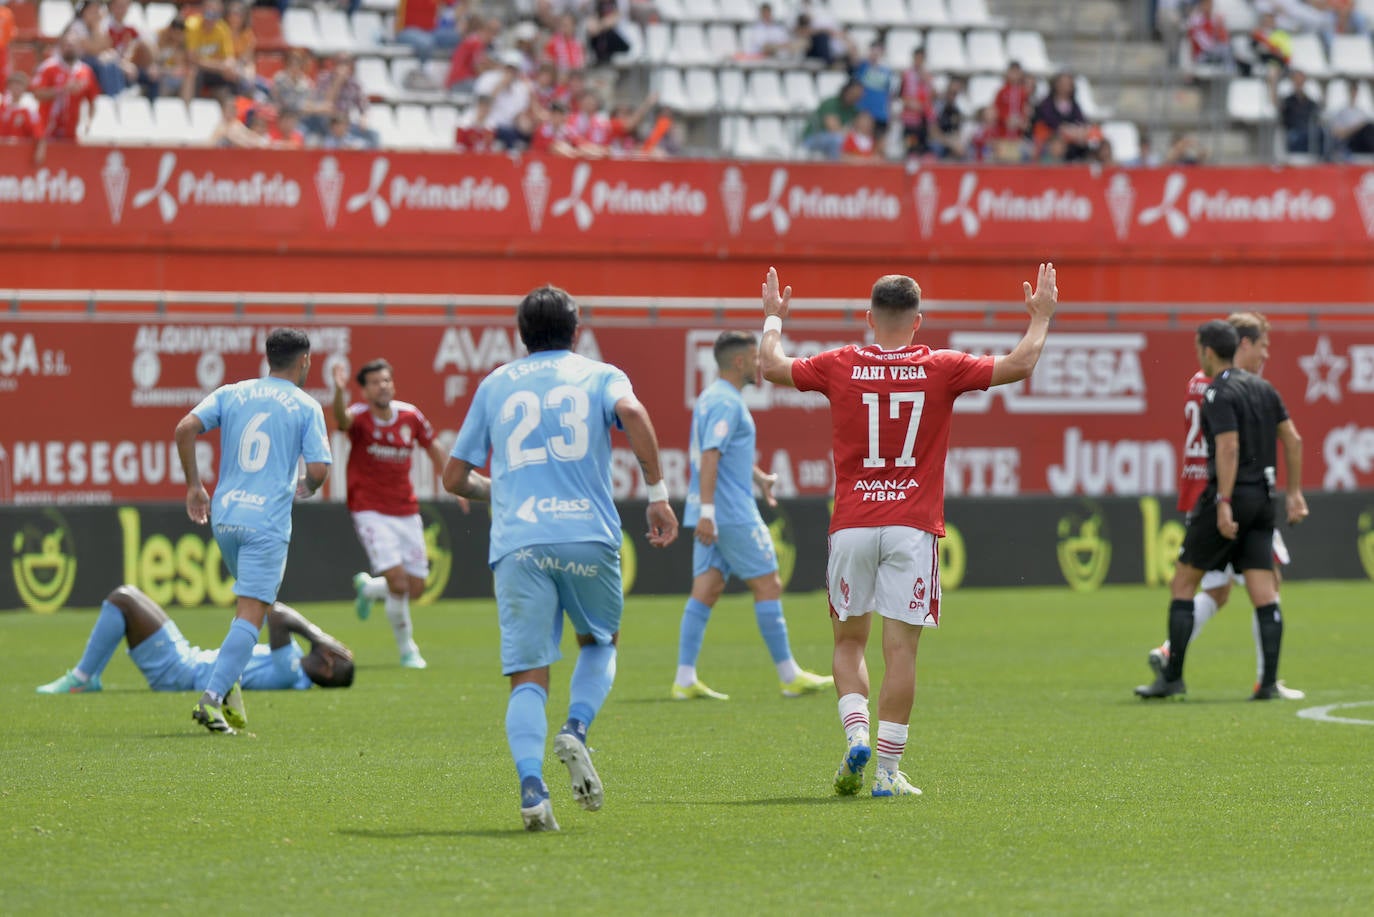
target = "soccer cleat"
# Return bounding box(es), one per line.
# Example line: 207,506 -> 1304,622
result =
833,730 -> 871,796
192,700 -> 237,735
872,768 -> 923,797
670,680 -> 729,701
781,669 -> 835,698
553,728 -> 604,812
352,572 -> 373,621
222,682 -> 248,730
1135,676 -> 1186,699
1147,645 -> 1169,680
36,670 -> 102,694
399,649 -> 428,669
519,778 -> 559,832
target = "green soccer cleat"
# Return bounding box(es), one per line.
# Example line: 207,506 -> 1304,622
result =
36,670 -> 102,694
222,682 -> 247,730
400,649 -> 428,669
670,680 -> 729,701
352,572 -> 373,621
872,768 -> 923,797
834,730 -> 871,796
782,669 -> 835,698
192,700 -> 237,735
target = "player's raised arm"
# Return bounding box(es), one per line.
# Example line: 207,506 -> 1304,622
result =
615,395 -> 679,547
990,262 -> 1057,387
1277,419 -> 1308,525
759,266 -> 797,388
331,363 -> 353,431
174,412 -> 210,524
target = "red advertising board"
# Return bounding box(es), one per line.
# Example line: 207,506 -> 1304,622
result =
3,318 -> 1372,504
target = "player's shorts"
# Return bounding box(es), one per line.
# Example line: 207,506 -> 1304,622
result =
352,510 -> 429,578
214,525 -> 289,604
692,519 -> 778,581
826,525 -> 941,627
1199,528 -> 1290,590
128,621 -> 215,692
1178,485 -> 1276,575
492,541 -> 623,676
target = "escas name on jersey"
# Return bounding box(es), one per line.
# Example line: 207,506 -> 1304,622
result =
850,365 -> 927,380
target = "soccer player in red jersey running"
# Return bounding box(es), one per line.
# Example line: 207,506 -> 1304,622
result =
333,359 -> 460,668
759,263 -> 1057,797
1147,311 -> 1305,699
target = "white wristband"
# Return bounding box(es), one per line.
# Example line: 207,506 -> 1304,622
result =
698,503 -> 715,522
647,480 -> 669,503
763,315 -> 783,335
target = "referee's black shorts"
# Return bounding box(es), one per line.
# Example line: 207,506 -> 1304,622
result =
1179,484 -> 1276,573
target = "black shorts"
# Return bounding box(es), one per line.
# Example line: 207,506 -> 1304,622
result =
1178,485 -> 1276,573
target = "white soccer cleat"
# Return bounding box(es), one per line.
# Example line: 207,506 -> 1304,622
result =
871,768 -> 923,797
1274,680 -> 1306,700
553,731 -> 604,812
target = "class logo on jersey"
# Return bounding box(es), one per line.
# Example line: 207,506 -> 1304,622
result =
1057,504 -> 1112,593
515,495 -> 594,524
10,509 -> 77,614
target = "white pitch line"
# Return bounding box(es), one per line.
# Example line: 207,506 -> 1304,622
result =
1296,701 -> 1374,726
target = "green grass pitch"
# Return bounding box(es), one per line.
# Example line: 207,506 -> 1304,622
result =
2,582 -> 1372,915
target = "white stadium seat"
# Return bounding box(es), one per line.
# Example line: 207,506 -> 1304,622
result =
718,68 -> 746,109
644,23 -> 672,64
816,69 -> 848,101
1329,34 -> 1374,79
357,57 -> 398,102
948,0 -> 1001,27
868,0 -> 909,28
187,99 -> 220,144
885,28 -> 923,70
717,0 -> 755,25
81,95 -> 121,145
1288,32 -> 1330,79
741,70 -> 788,114
428,104 -> 459,147
152,97 -> 193,145
679,0 -> 720,22
1100,120 -> 1140,163
394,103 -> 438,149
783,70 -> 819,113
116,95 -> 156,145
828,0 -> 872,28
909,0 -> 950,27
144,2 -> 178,35
1005,30 -> 1053,77
316,9 -> 360,55
684,68 -> 721,114
965,74 -> 1001,112
670,23 -> 714,67
923,29 -> 968,73
351,11 -> 388,54
39,0 -> 73,39
752,116 -> 792,159
1226,77 -> 1276,123
966,29 -> 1008,74
282,8 -> 323,54
706,23 -> 740,60
657,68 -> 693,113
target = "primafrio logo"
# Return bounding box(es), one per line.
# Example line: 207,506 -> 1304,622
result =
336,156 -> 511,228
927,172 -> 1092,239
129,152 -> 302,225
1139,170 -> 1336,239
526,161 -> 707,233
746,167 -> 900,237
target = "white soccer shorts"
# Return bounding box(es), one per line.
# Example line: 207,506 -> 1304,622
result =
352,510 -> 429,578
1199,528 -> 1290,590
826,525 -> 941,627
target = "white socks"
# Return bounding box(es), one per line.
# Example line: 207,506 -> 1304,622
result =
838,693 -> 869,743
876,721 -> 909,775
776,658 -> 800,683
362,576 -> 390,601
1191,591 -> 1218,641
385,592 -> 417,655
675,664 -> 697,689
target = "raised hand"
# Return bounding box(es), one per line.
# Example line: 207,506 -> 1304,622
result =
762,266 -> 793,320
1023,261 -> 1058,321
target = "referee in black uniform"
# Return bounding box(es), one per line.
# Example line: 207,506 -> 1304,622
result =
1137,320 -> 1308,700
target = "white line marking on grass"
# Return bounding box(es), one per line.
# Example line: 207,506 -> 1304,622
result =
1296,701 -> 1374,726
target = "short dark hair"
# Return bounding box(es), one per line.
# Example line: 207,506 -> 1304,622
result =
355,358 -> 393,387
1197,319 -> 1239,360
1226,311 -> 1270,344
303,647 -> 354,688
517,285 -> 579,353
870,275 -> 921,315
265,328 -> 311,371
713,330 -> 757,368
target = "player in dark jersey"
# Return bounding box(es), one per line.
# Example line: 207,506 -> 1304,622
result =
1136,320 -> 1308,701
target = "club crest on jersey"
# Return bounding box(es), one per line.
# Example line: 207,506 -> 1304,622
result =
851,365 -> 927,381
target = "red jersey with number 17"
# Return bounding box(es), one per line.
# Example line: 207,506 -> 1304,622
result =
1177,370 -> 1211,513
792,344 -> 995,536
344,400 -> 436,515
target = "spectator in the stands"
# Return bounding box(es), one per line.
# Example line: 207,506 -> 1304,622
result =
745,3 -> 792,60
841,109 -> 879,161
993,60 -> 1033,141
852,41 -> 894,136
801,77 -> 862,160
31,31 -> 98,140
319,111 -> 364,148
793,0 -> 839,65
396,0 -> 466,63
929,76 -> 967,160
146,17 -> 189,98
455,93 -> 497,151
225,1 -> 264,97
511,20 -> 541,70
210,91 -> 265,148
1281,68 -> 1327,156
1251,12 -> 1294,72
447,15 -> 499,91
1155,0 -> 1190,61
183,0 -> 237,102
545,14 -> 586,73
1259,0 -> 1329,34
1164,130 -> 1209,164
106,0 -> 144,80
586,0 -> 629,67
897,47 -> 934,156
1032,71 -> 1091,162
1327,77 -> 1374,155
271,108 -> 305,148
70,0 -> 127,95
1,71 -> 42,142
1187,0 -> 1234,69
272,48 -> 315,114
576,88 -> 656,151
1323,1 -> 1369,44
531,98 -> 597,157
475,49 -> 533,149
307,54 -> 378,148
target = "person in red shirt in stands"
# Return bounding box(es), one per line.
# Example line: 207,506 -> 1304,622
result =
270,108 -> 305,147
1186,0 -> 1233,69
446,15 -> 498,91
395,0 -> 465,63
529,99 -> 586,157
543,14 -> 584,74
1,70 -> 41,137
454,93 -> 496,152
898,47 -> 934,156
759,262 -> 1056,798
31,32 -> 99,141
841,110 -> 879,161
994,60 -> 1032,141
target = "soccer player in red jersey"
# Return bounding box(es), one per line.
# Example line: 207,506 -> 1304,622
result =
333,359 -> 458,668
759,263 -> 1058,797
1146,311 -> 1305,699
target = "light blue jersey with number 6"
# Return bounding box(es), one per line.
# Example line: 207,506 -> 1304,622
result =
451,350 -> 633,565
192,376 -> 332,541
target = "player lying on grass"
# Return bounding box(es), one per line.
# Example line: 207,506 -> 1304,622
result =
36,586 -> 354,729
